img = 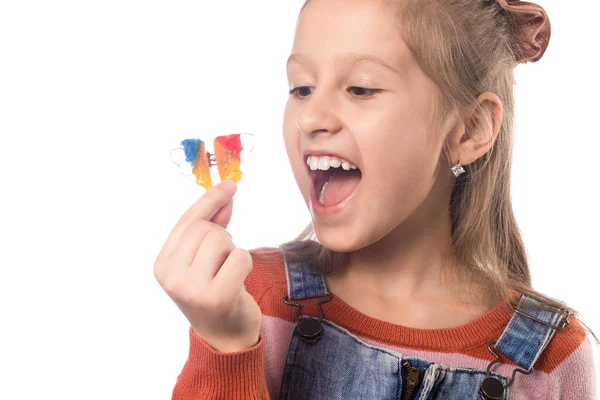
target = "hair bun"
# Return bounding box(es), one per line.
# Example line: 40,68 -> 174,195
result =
495,0 -> 551,63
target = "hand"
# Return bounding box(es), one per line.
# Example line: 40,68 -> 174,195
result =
154,180 -> 261,352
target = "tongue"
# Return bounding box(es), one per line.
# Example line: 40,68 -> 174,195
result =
322,169 -> 362,207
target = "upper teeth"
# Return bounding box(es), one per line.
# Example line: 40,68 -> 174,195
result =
306,155 -> 357,171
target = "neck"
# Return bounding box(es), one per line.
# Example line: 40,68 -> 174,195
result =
327,184 -> 494,312
346,205 -> 457,295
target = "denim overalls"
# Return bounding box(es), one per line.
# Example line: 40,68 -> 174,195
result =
278,259 -> 570,400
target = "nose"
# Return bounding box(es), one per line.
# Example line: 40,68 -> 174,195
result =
295,89 -> 343,136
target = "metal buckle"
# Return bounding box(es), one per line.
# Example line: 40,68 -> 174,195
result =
512,307 -> 570,330
283,293 -> 332,343
480,341 -> 533,399
487,341 -> 533,388
480,299 -> 570,399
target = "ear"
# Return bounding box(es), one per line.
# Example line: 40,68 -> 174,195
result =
450,92 -> 503,166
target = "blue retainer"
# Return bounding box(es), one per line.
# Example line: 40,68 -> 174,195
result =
180,139 -> 201,165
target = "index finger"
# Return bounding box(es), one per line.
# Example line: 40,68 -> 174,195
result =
181,180 -> 237,224
162,180 -> 237,251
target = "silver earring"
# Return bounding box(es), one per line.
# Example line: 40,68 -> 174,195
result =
451,156 -> 466,177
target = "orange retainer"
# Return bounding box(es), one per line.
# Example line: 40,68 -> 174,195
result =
181,134 -> 244,190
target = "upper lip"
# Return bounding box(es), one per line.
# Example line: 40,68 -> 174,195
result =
303,150 -> 359,168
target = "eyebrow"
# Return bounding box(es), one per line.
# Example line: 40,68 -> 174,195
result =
286,52 -> 403,76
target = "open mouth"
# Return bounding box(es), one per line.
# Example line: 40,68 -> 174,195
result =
309,163 -> 363,207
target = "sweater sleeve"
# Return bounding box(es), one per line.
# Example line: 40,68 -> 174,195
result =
171,248 -> 285,400
550,333 -> 598,400
171,327 -> 270,400
531,315 -> 599,400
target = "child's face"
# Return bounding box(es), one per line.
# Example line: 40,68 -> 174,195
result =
283,0 -> 453,252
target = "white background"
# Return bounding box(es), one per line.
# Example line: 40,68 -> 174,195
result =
0,1 -> 598,398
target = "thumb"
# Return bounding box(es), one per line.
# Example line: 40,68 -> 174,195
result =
210,180 -> 236,229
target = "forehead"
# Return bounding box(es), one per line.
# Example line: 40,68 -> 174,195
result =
290,0 -> 411,69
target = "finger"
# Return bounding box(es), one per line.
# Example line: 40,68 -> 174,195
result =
189,180 -> 236,223
155,220 -> 208,284
159,180 -> 236,258
158,219 -> 230,281
190,229 -> 236,280
210,194 -> 234,229
212,248 -> 253,296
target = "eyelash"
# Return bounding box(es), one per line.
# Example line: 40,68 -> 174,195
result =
288,86 -> 382,100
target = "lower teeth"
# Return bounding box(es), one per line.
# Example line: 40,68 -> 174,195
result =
318,181 -> 328,205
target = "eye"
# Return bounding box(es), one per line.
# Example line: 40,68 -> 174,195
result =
348,86 -> 381,98
288,86 -> 382,100
289,86 -> 314,99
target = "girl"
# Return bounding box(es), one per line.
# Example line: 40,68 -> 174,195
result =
154,0 -> 597,398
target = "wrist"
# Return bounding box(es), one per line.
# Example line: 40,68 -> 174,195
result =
192,327 -> 260,353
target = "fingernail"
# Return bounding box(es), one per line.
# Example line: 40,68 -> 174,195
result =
220,180 -> 235,190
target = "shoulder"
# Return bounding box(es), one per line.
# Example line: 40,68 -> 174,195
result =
245,247 -> 288,301
503,290 -> 596,375
532,316 -> 598,398
245,247 -> 300,323
536,315 -> 596,374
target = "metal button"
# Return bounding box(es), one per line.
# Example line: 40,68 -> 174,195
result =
479,377 -> 505,400
297,318 -> 322,343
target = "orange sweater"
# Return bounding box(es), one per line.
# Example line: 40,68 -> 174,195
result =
171,249 -> 596,399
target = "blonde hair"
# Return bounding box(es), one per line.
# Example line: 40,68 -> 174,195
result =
271,0 -> 593,336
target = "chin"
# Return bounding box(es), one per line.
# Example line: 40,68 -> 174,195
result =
313,224 -> 364,253
315,215 -> 404,257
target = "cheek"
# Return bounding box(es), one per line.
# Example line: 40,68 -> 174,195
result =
282,111 -> 310,198
357,115 -> 440,213
353,92 -> 436,170
282,106 -> 297,163
361,121 -> 434,181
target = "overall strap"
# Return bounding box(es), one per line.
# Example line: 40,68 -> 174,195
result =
495,294 -> 570,371
284,256 -> 329,300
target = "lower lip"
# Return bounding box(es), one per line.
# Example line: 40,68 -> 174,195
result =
309,176 -> 361,217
